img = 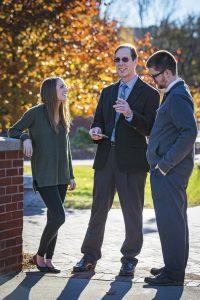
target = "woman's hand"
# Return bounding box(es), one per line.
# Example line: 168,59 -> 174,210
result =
23,139 -> 33,158
68,179 -> 76,191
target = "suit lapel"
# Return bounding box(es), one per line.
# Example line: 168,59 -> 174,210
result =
126,77 -> 144,106
110,80 -> 120,125
111,80 -> 120,104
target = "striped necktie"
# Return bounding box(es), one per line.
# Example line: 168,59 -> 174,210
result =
115,83 -> 128,121
111,83 -> 128,142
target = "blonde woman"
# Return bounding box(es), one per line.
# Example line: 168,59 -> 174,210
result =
9,77 -> 76,273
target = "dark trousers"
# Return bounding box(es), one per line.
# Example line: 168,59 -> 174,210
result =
150,168 -> 190,281
37,184 -> 67,259
81,147 -> 147,262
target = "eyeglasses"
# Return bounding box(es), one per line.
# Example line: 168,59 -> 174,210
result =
114,57 -> 130,63
150,70 -> 165,80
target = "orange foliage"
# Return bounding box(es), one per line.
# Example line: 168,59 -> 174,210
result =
0,1 -> 199,131
0,0 -> 119,131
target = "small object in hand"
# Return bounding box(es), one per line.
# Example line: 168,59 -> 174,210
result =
93,133 -> 108,138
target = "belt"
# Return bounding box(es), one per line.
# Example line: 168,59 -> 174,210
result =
110,141 -> 115,146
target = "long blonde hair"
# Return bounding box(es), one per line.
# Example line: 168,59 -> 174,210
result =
40,77 -> 71,133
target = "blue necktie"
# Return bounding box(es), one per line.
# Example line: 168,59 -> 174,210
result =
111,83 -> 128,142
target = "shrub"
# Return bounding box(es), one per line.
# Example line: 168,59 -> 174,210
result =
71,127 -> 93,149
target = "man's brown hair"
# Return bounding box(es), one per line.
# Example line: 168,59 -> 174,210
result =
115,43 -> 138,61
146,50 -> 177,75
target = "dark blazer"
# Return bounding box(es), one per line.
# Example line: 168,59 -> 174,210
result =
147,80 -> 198,175
92,77 -> 160,173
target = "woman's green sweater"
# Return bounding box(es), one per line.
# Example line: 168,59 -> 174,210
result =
9,104 -> 74,189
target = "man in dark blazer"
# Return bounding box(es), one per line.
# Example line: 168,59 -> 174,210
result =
145,50 -> 198,285
73,44 -> 160,276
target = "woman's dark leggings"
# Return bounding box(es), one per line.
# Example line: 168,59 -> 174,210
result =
37,184 -> 67,259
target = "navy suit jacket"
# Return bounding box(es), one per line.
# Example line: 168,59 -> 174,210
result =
147,80 -> 198,175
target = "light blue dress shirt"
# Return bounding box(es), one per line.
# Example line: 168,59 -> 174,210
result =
118,75 -> 138,101
111,75 -> 138,142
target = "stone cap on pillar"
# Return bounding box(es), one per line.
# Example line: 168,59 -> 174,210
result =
0,137 -> 22,152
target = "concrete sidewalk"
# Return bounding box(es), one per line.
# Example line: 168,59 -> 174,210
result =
22,207 -> 200,280
1,207 -> 200,299
24,159 -> 94,166
1,272 -> 200,300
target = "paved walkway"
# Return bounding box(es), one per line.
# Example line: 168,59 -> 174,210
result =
1,273 -> 200,300
22,206 -> 200,280
1,207 -> 200,299
24,159 -> 94,166
25,158 -> 200,166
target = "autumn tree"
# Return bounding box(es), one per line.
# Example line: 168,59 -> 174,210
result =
2,1 -> 198,132
0,0 -> 119,131
101,1 -> 200,127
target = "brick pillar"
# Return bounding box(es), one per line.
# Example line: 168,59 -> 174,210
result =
0,137 -> 23,274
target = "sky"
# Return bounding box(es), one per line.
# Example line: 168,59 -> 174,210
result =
100,0 -> 200,27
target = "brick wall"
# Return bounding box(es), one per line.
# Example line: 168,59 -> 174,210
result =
0,138 -> 23,274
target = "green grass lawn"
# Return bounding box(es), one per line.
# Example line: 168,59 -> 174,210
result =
24,164 -> 200,209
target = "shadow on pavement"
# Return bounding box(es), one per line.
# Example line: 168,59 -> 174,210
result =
0,272 -> 18,287
2,272 -> 45,300
23,206 -> 75,217
23,206 -> 45,217
146,217 -> 156,224
100,275 -> 133,300
143,217 -> 157,234
57,271 -> 95,300
143,227 -> 158,234
143,284 -> 184,300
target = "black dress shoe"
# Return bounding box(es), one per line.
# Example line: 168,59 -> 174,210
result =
47,266 -> 61,273
73,256 -> 96,272
144,273 -> 184,286
119,261 -> 136,276
150,267 -> 164,276
32,255 -> 49,273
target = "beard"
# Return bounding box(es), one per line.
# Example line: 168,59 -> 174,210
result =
157,84 -> 166,89
156,77 -> 167,90
155,80 -> 167,89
